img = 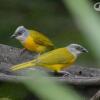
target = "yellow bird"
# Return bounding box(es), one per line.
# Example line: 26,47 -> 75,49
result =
10,44 -> 88,73
11,26 -> 54,54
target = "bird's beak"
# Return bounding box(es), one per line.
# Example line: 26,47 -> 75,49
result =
82,48 -> 88,53
10,34 -> 16,38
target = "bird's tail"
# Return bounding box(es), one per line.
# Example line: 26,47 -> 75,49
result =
10,60 -> 36,71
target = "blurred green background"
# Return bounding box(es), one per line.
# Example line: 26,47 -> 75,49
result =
0,0 -> 99,100
0,0 -> 97,65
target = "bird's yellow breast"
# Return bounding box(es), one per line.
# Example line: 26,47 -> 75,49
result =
23,35 -> 37,52
22,35 -> 46,53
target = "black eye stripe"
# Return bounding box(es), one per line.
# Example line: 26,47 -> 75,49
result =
76,47 -> 80,49
76,47 -> 82,50
17,32 -> 22,35
18,32 -> 22,34
17,30 -> 25,35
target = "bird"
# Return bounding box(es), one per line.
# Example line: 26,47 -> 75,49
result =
11,26 -> 54,55
10,44 -> 88,74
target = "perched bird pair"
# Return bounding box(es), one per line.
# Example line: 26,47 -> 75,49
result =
10,26 -> 88,75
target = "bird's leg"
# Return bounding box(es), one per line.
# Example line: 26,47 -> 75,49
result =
34,53 -> 41,59
53,71 -> 64,76
58,71 -> 73,77
20,48 -> 27,55
35,53 -> 41,63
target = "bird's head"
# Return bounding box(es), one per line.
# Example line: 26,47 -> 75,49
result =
11,26 -> 29,42
67,43 -> 88,56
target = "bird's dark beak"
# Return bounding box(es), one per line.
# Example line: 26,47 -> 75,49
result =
82,48 -> 88,53
10,34 -> 16,38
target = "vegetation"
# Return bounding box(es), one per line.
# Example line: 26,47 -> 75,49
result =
0,0 -> 99,100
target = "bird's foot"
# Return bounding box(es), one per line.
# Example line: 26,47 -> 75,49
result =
34,53 -> 41,59
35,53 -> 41,63
20,48 -> 27,55
58,71 -> 73,77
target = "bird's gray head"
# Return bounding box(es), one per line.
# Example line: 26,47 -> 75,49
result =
67,44 -> 88,56
11,26 -> 29,42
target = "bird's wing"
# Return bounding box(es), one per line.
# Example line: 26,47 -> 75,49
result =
37,48 -> 73,65
39,56 -> 68,65
29,30 -> 54,49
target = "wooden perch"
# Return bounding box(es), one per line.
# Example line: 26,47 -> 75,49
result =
0,44 -> 100,99
0,44 -> 100,85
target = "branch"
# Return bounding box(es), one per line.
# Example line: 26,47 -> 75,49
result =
0,71 -> 100,86
0,44 -> 100,86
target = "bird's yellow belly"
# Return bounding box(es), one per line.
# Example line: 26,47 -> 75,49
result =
47,64 -> 67,72
42,63 -> 73,72
23,38 -> 37,52
22,35 -> 46,53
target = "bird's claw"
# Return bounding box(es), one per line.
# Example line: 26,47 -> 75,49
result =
58,71 -> 73,77
20,48 -> 27,55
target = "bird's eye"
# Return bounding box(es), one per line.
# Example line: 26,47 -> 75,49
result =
17,32 -> 22,35
76,47 -> 81,50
